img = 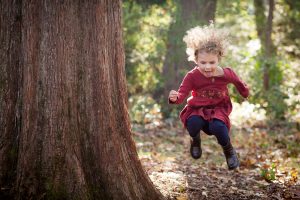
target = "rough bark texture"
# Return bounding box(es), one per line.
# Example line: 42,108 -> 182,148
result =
158,0 -> 217,116
0,0 -> 22,197
1,1 -> 165,199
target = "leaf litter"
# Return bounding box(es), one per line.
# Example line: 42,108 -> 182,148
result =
132,122 -> 300,200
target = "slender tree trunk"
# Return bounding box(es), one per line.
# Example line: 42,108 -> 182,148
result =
0,1 -> 22,198
263,0 -> 275,90
254,0 -> 287,119
265,0 -> 275,58
158,0 -> 217,116
1,1 -> 165,199
254,0 -> 266,45
254,0 -> 275,90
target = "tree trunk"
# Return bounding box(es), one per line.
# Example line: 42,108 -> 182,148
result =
0,0 -> 22,198
158,0 -> 217,116
254,0 -> 266,46
254,0 -> 275,90
1,1 -> 165,199
263,0 -> 275,90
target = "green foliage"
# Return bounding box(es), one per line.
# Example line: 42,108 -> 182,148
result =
216,0 -> 258,102
281,58 -> 300,123
287,142 -> 300,158
129,95 -> 162,124
275,0 -> 300,57
123,0 -> 168,9
273,1 -> 300,123
123,0 -> 300,123
250,55 -> 288,120
160,99 -> 184,120
123,1 -> 173,95
262,87 -> 288,120
216,0 -> 299,121
260,163 -> 276,182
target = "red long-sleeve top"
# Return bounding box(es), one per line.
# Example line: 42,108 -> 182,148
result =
169,67 -> 249,130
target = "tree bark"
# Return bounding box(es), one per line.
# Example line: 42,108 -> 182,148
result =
254,0 -> 266,46
158,0 -> 217,116
263,0 -> 275,90
1,1 -> 165,199
254,0 -> 275,90
0,0 -> 22,197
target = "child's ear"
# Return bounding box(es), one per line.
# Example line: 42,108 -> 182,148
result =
218,51 -> 223,58
194,49 -> 199,60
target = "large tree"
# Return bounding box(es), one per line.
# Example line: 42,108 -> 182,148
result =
158,0 -> 217,116
0,1 -> 164,199
0,1 -> 22,198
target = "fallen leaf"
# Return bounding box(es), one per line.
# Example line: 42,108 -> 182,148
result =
202,191 -> 208,197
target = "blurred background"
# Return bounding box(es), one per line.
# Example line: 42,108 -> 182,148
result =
122,1 -> 300,198
122,0 -> 300,129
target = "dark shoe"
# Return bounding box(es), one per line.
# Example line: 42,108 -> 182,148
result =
190,136 -> 202,159
222,142 -> 239,170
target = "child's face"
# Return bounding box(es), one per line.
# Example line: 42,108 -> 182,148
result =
196,51 -> 219,77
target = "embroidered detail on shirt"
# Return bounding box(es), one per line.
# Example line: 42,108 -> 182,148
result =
192,90 -> 227,99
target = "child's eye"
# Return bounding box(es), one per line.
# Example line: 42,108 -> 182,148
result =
200,62 -> 206,64
209,61 -> 215,64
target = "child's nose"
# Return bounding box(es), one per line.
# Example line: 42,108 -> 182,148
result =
204,66 -> 211,70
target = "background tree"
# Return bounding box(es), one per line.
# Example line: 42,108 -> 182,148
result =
159,0 -> 217,117
0,1 -> 165,199
254,0 -> 276,91
123,0 -> 170,96
273,0 -> 300,120
254,0 -> 287,119
122,0 -> 173,124
122,0 -> 299,124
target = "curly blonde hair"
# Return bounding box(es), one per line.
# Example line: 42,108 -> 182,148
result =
183,23 -> 229,62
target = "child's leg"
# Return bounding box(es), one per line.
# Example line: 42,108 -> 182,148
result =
186,115 -> 207,159
209,119 -> 239,170
208,119 -> 230,146
186,115 -> 206,138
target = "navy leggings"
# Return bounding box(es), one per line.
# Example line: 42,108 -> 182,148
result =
186,115 -> 230,146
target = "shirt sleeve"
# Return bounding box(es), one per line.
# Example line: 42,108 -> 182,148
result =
169,72 -> 194,104
226,68 -> 249,98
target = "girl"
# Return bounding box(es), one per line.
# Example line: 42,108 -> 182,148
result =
168,24 -> 249,170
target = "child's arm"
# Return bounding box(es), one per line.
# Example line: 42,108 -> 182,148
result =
227,68 -> 249,98
169,72 -> 193,104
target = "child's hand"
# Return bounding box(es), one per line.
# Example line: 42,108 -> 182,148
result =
169,90 -> 178,102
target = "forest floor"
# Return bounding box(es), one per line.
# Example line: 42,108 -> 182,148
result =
132,122 -> 300,200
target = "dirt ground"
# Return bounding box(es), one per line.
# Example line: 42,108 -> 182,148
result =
133,123 -> 300,200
